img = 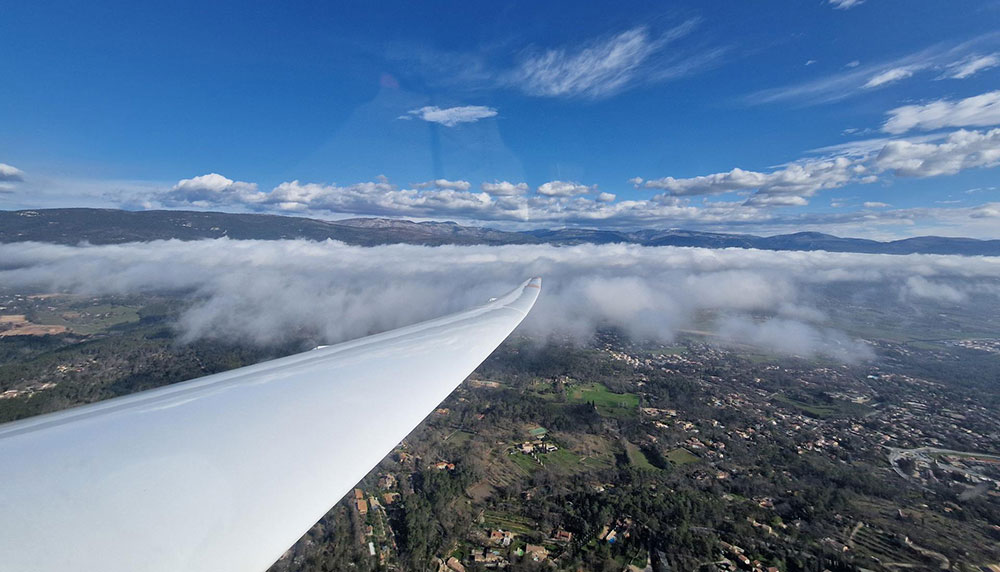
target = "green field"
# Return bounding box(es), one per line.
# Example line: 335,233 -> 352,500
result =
579,454 -> 615,470
625,442 -> 657,470
536,448 -> 581,472
443,430 -> 475,447
772,395 -> 840,417
568,382 -> 639,418
510,447 -> 584,475
666,447 -> 699,465
509,453 -> 540,474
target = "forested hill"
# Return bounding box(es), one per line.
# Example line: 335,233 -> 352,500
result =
3,208 -> 1000,255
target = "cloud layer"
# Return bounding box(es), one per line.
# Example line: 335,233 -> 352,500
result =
146,101 -> 1000,230
481,181 -> 528,196
3,240 -> 999,361
863,67 -> 915,89
387,20 -> 724,101
748,34 -> 1000,105
883,90 -> 1000,134
944,53 -> 999,79
875,128 -> 1000,177
509,26 -> 682,99
134,122 -> 1000,234
0,163 -> 25,182
635,122 -> 1000,207
828,0 -> 864,9
639,158 -> 867,206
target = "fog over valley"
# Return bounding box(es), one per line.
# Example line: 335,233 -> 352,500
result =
3,239 -> 999,361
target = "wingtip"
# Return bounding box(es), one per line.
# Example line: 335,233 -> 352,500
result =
526,277 -> 542,289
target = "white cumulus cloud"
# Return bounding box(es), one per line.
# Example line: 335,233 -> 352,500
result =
149,130 -> 1000,234
743,195 -> 811,207
401,105 -> 497,127
875,128 -> 1000,177
642,158 -> 865,206
536,180 -> 595,197
481,181 -> 528,196
416,179 -> 471,191
160,173 -> 261,207
154,174 -> 768,226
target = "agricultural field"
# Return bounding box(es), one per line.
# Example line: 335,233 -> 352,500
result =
625,442 -> 657,471
509,452 -> 540,474
0,293 -> 143,337
566,382 -> 639,418
441,429 -> 475,447
536,448 -> 582,472
482,510 -> 536,535
665,447 -> 699,465
31,303 -> 140,335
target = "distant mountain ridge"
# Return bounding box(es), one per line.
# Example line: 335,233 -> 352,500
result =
2,208 -> 999,256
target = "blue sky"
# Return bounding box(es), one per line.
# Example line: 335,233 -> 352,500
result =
2,0 -> 1000,238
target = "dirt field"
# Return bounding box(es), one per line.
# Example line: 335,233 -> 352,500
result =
0,323 -> 68,337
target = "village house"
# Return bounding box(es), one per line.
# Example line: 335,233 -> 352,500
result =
378,473 -> 397,489
489,529 -> 515,547
524,544 -> 549,562
472,549 -> 506,567
552,529 -> 572,543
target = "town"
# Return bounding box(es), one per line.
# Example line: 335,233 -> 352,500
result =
271,334 -> 1000,571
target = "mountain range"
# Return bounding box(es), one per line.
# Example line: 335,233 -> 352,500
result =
2,208 -> 999,256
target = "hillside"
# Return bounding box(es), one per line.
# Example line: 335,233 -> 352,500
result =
2,208 -> 999,255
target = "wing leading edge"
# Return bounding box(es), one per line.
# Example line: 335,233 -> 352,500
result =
0,277 -> 541,572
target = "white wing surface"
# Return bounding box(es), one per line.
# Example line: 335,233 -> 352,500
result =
0,278 -> 541,572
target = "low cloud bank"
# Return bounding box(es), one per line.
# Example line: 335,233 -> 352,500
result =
3,240 -> 999,361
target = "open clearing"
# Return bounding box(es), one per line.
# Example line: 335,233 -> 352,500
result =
666,447 -> 699,465
568,382 -> 639,418
625,442 -> 657,470
536,448 -> 581,472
